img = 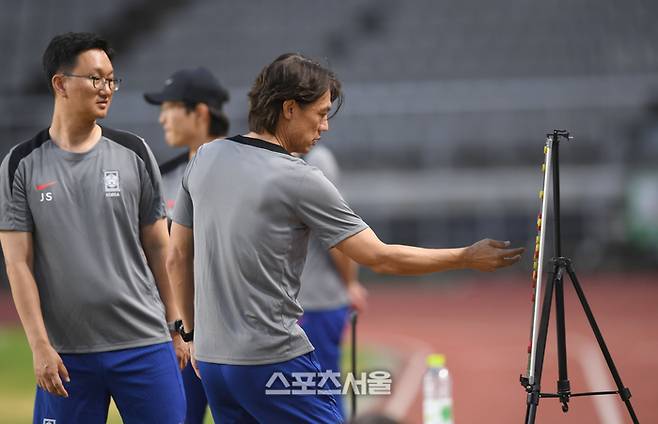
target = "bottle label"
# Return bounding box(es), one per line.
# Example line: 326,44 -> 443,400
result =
423,398 -> 453,424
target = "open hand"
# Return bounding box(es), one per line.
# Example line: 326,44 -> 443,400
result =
464,239 -> 525,272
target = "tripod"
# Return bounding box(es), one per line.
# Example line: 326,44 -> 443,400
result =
520,130 -> 639,423
351,311 -> 358,421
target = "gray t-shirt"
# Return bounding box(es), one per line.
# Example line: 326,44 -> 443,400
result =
173,135 -> 368,365
298,145 -> 350,310
159,152 -> 188,219
0,127 -> 170,353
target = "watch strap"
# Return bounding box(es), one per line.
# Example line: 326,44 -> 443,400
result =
178,324 -> 194,342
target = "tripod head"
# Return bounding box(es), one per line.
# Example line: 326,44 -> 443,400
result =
546,129 -> 574,143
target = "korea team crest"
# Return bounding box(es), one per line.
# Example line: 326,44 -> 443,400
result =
104,170 -> 121,197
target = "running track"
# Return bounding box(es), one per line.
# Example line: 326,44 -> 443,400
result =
1,273 -> 656,423
357,273 -> 658,423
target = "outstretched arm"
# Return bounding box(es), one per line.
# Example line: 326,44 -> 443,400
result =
335,228 -> 524,275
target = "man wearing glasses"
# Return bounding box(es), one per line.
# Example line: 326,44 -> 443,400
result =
0,32 -> 187,423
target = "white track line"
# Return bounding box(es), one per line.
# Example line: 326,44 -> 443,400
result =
572,333 -> 625,424
364,330 -> 627,422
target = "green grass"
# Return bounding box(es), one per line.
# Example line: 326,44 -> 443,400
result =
0,325 -> 395,423
0,326 -> 213,424
0,327 -> 39,424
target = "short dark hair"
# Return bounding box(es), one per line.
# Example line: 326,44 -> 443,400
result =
248,53 -> 343,134
183,102 -> 230,138
42,32 -> 114,94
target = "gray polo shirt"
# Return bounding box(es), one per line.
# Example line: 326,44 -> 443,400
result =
173,135 -> 368,365
0,127 -> 170,353
298,145 -> 350,310
159,151 -> 188,219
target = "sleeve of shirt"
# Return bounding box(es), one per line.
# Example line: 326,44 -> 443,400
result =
171,153 -> 198,229
138,141 -> 167,226
0,151 -> 34,232
296,166 -> 368,249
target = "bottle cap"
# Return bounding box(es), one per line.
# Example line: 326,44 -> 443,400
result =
427,353 -> 446,368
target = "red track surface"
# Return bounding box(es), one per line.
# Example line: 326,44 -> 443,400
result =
358,273 -> 658,424
2,273 -> 656,423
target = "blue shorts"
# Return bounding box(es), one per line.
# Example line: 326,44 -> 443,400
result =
33,341 -> 186,424
198,351 -> 343,423
299,306 -> 351,418
182,361 -> 208,424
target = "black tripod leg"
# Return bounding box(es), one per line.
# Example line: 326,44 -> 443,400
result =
565,264 -> 640,424
525,269 -> 557,424
554,265 -> 571,412
350,311 -> 357,420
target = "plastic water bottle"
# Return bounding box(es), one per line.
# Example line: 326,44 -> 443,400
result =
423,353 -> 453,424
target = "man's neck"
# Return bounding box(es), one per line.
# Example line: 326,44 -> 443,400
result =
49,108 -> 100,153
188,135 -> 217,160
244,131 -> 285,147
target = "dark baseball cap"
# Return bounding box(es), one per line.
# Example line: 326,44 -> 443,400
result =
143,67 -> 229,109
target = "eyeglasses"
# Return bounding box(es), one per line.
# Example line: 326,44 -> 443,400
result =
62,73 -> 122,92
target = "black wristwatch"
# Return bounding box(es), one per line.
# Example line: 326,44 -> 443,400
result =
178,323 -> 194,342
167,319 -> 183,333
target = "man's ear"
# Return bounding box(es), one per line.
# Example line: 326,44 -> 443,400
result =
195,103 -> 213,134
52,75 -> 67,97
195,103 -> 210,120
282,99 -> 296,120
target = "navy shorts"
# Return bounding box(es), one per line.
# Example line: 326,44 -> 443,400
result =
198,351 -> 343,423
33,341 -> 186,424
182,361 -> 208,424
299,306 -> 351,419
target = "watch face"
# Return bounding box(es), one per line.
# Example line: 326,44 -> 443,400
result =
167,320 -> 182,332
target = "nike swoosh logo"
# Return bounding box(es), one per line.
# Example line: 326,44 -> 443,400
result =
35,181 -> 57,190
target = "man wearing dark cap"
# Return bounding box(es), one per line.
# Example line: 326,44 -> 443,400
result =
144,67 -> 230,219
144,67 -> 229,424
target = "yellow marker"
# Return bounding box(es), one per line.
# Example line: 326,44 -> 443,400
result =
542,164 -> 546,172
539,190 -> 544,199
544,146 -> 548,154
